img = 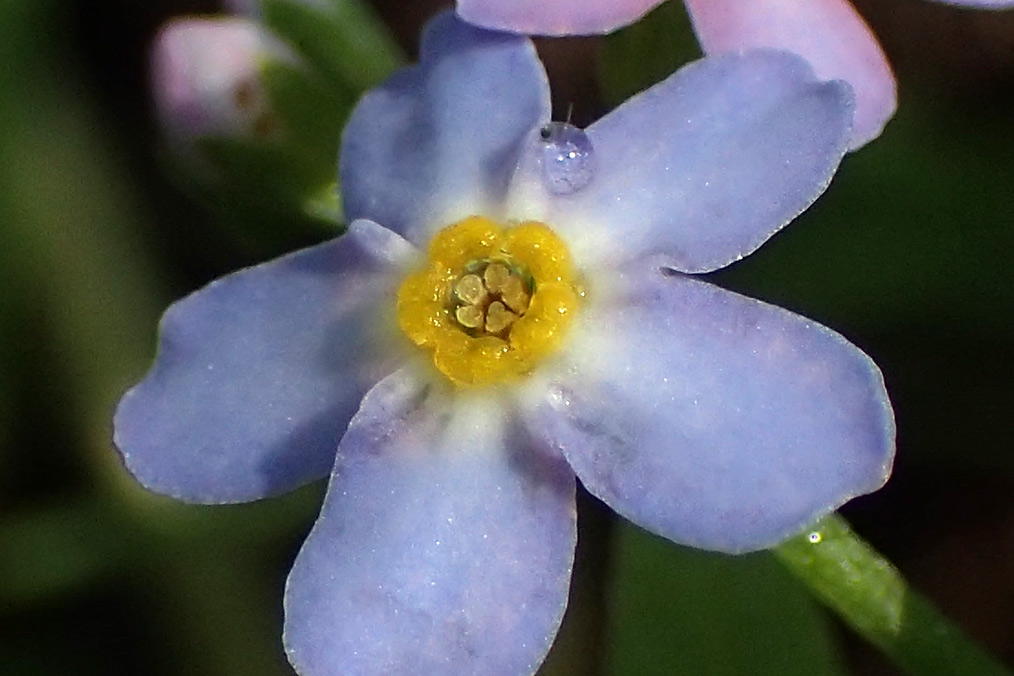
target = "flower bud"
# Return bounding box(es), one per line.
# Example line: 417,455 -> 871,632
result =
150,17 -> 291,148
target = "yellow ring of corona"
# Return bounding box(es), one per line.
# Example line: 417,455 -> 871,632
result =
397,216 -> 580,386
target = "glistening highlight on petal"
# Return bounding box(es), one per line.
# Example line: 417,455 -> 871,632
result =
506,50 -> 853,273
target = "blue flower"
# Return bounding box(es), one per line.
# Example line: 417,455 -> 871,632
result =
115,12 -> 895,676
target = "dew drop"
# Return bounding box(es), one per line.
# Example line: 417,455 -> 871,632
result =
539,121 -> 594,195
808,531 -> 822,544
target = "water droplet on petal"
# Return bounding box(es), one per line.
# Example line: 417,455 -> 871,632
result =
539,122 -> 594,195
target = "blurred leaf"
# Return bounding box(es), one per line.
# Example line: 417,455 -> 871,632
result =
151,552 -> 295,676
263,0 -> 402,93
608,522 -> 847,676
261,58 -> 353,162
0,0 -> 164,436
0,250 -> 17,465
171,56 -> 350,246
0,94 -> 164,435
775,516 -> 1013,676
105,473 -> 323,550
0,503 -> 132,604
598,1 -> 700,107
0,311 -> 15,488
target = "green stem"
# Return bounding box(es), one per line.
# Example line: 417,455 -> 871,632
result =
773,514 -> 1012,676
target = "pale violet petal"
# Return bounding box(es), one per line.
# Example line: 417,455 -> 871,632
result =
284,369 -> 576,676
505,51 -> 853,273
522,262 -> 894,553
456,0 -> 665,36
113,220 -> 411,503
684,0 -> 897,149
341,11 -> 549,247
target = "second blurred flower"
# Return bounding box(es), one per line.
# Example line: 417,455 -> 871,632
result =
152,18 -> 290,151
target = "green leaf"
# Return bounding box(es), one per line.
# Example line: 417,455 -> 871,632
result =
177,54 -> 349,229
0,0 -> 165,432
775,516 -> 1013,676
261,58 -> 353,147
598,1 -> 700,107
262,0 -> 402,93
0,504 -> 132,604
608,522 -> 847,676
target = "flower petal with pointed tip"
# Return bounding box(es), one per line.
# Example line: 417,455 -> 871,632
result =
456,0 -> 665,36
506,50 -> 852,273
522,263 -> 894,554
113,220 -> 410,503
684,0 -> 896,150
284,369 -> 576,676
341,13 -> 549,247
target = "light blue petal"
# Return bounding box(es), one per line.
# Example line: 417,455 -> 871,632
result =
113,220 -> 411,503
506,50 -> 853,272
284,369 -> 576,676
340,11 -> 550,247
523,262 -> 894,553
683,0 -> 896,150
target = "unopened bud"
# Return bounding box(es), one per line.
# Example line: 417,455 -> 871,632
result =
150,17 -> 292,148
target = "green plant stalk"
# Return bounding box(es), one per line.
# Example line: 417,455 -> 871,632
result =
774,514 -> 1011,676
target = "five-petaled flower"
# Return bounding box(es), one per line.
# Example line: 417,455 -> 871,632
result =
115,12 -> 895,676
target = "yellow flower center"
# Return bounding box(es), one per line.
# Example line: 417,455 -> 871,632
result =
397,216 -> 580,386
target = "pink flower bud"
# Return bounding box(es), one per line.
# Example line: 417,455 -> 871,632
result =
150,17 -> 290,146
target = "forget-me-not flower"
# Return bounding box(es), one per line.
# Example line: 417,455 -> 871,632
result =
115,12 -> 895,676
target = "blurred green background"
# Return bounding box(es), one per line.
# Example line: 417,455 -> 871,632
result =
1,1 -> 1012,675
